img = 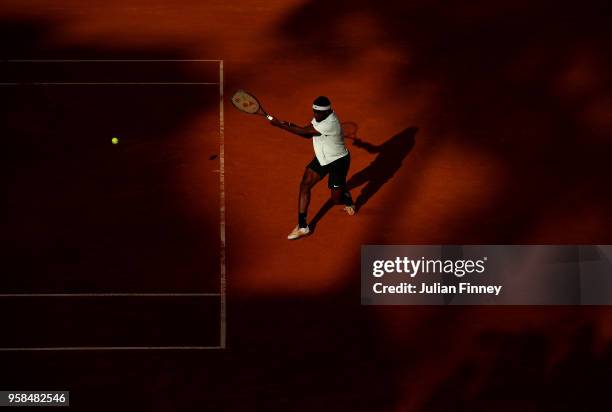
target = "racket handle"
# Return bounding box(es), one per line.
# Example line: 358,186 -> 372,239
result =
266,115 -> 274,121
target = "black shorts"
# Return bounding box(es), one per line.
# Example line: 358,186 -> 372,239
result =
307,153 -> 351,189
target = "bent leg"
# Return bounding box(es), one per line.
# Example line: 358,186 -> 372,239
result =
299,167 -> 323,214
328,154 -> 354,207
331,188 -> 353,205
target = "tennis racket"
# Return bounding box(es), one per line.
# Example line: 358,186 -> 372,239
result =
230,90 -> 274,121
341,122 -> 358,140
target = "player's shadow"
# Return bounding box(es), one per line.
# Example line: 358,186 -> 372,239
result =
310,125 -> 418,231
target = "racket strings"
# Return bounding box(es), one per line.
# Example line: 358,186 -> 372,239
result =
231,90 -> 261,114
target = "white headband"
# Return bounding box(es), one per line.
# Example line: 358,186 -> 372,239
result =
313,104 -> 331,111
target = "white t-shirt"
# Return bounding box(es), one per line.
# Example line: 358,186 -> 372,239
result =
311,112 -> 348,166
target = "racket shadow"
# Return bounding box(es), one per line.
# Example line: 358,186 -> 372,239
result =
309,126 -> 418,232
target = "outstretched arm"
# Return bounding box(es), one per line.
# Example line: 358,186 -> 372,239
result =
270,118 -> 320,139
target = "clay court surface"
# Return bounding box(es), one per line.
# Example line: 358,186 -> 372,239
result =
1,1 -> 612,410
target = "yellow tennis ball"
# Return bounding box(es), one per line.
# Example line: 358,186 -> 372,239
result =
111,137 -> 119,144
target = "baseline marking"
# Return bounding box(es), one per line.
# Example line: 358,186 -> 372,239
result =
219,60 -> 227,349
0,293 -> 220,297
2,59 -> 222,62
0,82 -> 218,85
0,346 -> 223,351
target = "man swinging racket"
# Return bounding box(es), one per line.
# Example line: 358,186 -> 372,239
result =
270,96 -> 355,240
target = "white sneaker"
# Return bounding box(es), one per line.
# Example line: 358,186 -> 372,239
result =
288,225 -> 310,240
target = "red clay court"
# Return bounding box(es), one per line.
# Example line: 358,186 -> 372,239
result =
1,1 -> 612,411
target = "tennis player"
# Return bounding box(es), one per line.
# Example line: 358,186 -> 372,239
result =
271,96 -> 355,240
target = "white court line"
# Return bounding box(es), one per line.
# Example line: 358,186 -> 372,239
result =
2,59 -> 222,62
0,346 -> 223,351
0,82 -> 218,85
1,59 -> 227,350
0,293 -> 220,297
218,60 -> 227,349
